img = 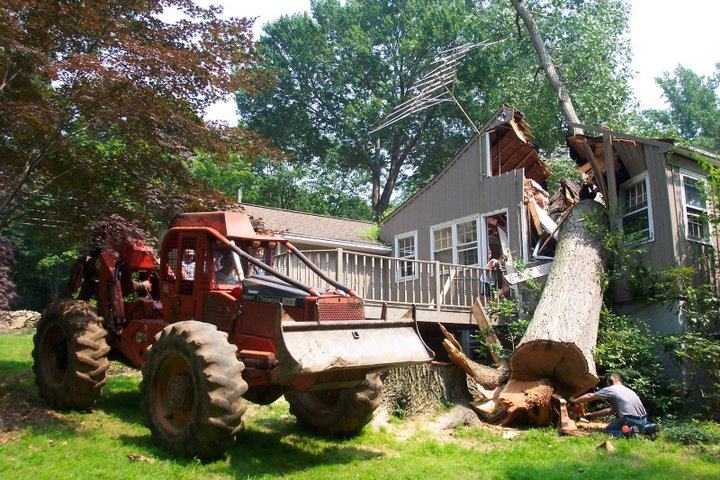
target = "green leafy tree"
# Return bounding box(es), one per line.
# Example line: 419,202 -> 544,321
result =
238,0 -> 632,219
636,65 -> 720,152
193,155 -> 374,220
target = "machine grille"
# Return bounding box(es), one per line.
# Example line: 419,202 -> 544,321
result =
315,298 -> 364,321
202,293 -> 236,332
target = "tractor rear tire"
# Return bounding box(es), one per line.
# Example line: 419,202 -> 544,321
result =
285,374 -> 382,436
32,300 -> 110,410
141,321 -> 247,459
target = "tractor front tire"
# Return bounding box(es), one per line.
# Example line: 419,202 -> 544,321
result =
141,321 -> 247,459
32,300 -> 110,410
285,374 -> 382,436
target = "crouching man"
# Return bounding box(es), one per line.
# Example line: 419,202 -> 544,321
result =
570,372 -> 659,438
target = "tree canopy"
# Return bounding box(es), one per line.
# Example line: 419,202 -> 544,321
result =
637,64 -> 720,153
0,0 -> 275,236
237,0 -> 633,219
0,0 -> 279,308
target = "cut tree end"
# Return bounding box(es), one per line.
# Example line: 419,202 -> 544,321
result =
509,340 -> 598,397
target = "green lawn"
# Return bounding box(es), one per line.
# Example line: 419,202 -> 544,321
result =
1,333 -> 718,480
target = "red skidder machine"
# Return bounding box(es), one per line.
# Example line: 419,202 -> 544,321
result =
33,212 -> 432,458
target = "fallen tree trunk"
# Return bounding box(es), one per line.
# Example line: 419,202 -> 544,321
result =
500,200 -> 605,421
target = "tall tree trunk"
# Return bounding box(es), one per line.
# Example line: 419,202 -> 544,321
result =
509,0 -> 582,134
509,200 -> 605,396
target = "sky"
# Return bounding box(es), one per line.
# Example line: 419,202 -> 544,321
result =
201,0 -> 720,123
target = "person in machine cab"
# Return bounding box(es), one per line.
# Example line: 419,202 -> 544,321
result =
214,252 -> 241,285
570,372 -> 659,438
181,249 -> 195,279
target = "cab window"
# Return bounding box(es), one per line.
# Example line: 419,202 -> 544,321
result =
212,242 -> 242,286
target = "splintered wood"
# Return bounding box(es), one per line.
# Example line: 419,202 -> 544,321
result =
438,323 -> 504,390
471,299 -> 508,369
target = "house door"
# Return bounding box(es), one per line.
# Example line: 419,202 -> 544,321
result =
481,210 -> 509,267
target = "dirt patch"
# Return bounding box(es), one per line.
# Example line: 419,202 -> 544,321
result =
372,403 -> 521,448
0,373 -> 67,445
0,310 -> 40,333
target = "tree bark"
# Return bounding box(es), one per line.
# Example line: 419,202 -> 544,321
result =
509,0 -> 582,134
508,200 -> 605,397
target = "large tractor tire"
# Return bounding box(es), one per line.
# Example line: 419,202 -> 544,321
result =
141,321 -> 247,459
32,300 -> 110,410
285,374 -> 382,436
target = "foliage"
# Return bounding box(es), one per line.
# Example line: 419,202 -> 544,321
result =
193,155 -> 374,220
0,0 -> 276,234
661,420 -> 720,446
662,333 -> 720,419
487,298 -> 520,319
0,1 -> 284,307
595,308 -> 678,415
635,65 -> 720,153
360,224 -> 381,242
545,155 -> 582,195
239,0 -> 633,218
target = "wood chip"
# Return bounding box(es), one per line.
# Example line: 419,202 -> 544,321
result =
597,440 -> 615,452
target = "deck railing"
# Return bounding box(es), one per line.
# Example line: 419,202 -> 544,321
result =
274,248 -> 498,311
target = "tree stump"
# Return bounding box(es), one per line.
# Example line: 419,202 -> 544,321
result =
379,363 -> 472,416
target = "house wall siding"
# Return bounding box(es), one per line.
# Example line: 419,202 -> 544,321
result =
666,156 -> 718,282
614,145 -> 717,304
640,143 -> 677,270
380,137 -> 526,262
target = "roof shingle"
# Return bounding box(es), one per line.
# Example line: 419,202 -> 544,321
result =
240,203 -> 384,247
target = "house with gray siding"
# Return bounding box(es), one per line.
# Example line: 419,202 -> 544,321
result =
380,105 -> 550,277
567,127 -> 719,333
248,106 -> 718,352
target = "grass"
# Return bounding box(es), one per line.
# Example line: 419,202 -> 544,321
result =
0,332 -> 719,479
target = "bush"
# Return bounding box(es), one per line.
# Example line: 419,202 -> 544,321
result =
662,333 -> 720,419
661,420 -> 720,445
595,308 -> 680,415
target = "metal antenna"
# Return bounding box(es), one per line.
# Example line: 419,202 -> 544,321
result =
369,39 -> 504,135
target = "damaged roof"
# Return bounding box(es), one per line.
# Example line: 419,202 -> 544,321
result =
567,126 -> 720,180
484,105 -> 551,183
383,105 -> 550,223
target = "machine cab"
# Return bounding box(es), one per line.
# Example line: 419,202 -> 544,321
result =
159,212 -> 282,330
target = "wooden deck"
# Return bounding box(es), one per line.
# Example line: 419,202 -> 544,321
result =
275,249 -> 500,325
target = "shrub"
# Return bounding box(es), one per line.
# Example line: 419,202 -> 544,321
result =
595,308 -> 680,415
661,420 -> 720,445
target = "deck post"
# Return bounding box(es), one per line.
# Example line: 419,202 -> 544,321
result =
336,247 -> 344,284
434,261 -> 442,312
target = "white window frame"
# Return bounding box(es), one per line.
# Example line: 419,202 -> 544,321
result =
394,230 -> 418,281
479,208 -> 509,267
620,172 -> 654,244
680,170 -> 712,245
430,214 -> 482,268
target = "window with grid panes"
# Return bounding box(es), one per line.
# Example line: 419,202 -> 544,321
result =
432,226 -> 453,264
621,174 -> 652,241
395,233 -> 416,279
456,219 -> 478,265
682,174 -> 710,242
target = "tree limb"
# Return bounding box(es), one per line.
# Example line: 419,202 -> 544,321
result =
508,0 -> 583,134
